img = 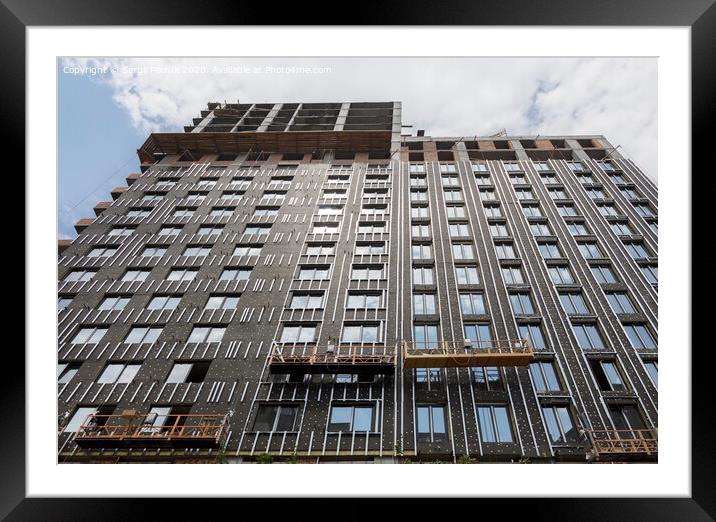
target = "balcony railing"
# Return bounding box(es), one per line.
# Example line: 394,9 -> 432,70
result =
269,343 -> 396,374
73,413 -> 229,449
402,339 -> 533,368
586,429 -> 658,461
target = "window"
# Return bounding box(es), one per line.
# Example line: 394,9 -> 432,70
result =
542,405 -> 578,443
311,223 -> 339,235
597,204 -> 620,217
88,246 -> 118,258
165,361 -> 210,384
495,243 -> 517,259
196,179 -> 217,190
472,367 -> 503,391
411,244 -> 432,261
477,405 -> 514,443
472,162 -> 488,173
127,208 -> 151,218
568,161 -> 585,173
412,224 -> 431,238
640,265 -> 658,284
141,194 -> 163,204
346,292 -> 381,309
623,324 -> 657,350
359,222 -> 386,234
456,266 -> 480,285
624,241 -> 651,259
515,188 -> 534,200
411,190 -> 428,202
518,324 -> 546,351
351,265 -> 383,280
484,205 -> 502,218
549,188 -> 568,199
182,245 -> 211,257
328,404 -> 375,432
522,204 -> 543,218
305,243 -> 336,255
413,266 -> 434,285
609,404 -> 648,433
122,269 -> 151,283
589,359 -> 627,391
233,244 -> 262,257
158,226 -> 182,236
620,187 -> 640,199
416,404 -> 448,442
586,188 -> 605,199
64,270 -> 96,283
414,294 -> 438,315
540,173 -> 558,183
71,326 -> 108,344
341,324 -> 380,343
253,207 -> 279,217
644,361 -> 658,388
444,189 -> 463,202
557,204 -> 579,217
355,242 -> 386,255
205,294 -> 240,310
548,266 -> 574,285
58,363 -> 80,384
529,361 -> 561,392
591,265 -> 617,284
125,326 -> 163,344
510,292 -> 535,315
504,162 -> 521,172
220,267 -> 251,281
414,324 -> 440,350
573,324 -> 606,350
566,222 -> 589,236
633,203 -> 655,218
439,163 -> 457,173
530,222 -> 552,236
411,206 -> 430,219
538,242 -> 562,259
577,242 -> 603,259
64,407 -> 98,433
244,225 -> 271,236
442,175 -> 459,187
463,324 -> 493,346
148,295 -> 181,311
109,226 -> 135,237
452,243 -> 475,260
141,245 -> 168,257
188,325 -> 226,343
559,292 -> 590,315
167,268 -> 198,282
58,296 -> 73,312
446,205 -> 467,219
289,293 -> 324,309
252,404 -> 298,432
280,324 -> 317,343
475,174 -> 491,186
606,292 -> 636,314
98,295 -> 130,311
209,207 -> 234,218
173,208 -> 195,218
415,368 -> 443,389
489,223 -> 509,237
479,189 -> 496,201
97,363 -> 141,384
501,266 -> 524,285
450,223 -> 471,237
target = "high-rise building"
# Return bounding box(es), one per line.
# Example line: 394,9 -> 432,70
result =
57,101 -> 658,463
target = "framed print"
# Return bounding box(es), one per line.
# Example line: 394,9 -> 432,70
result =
11,0 -> 713,519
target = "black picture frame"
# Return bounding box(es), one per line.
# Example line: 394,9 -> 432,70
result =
10,0 -> 712,519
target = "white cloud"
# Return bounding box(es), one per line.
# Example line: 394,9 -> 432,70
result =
62,57 -> 657,181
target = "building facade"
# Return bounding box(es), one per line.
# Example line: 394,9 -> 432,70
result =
57,101 -> 658,463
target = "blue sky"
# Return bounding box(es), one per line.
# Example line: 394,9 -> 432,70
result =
58,57 -> 657,238
58,62 -> 142,238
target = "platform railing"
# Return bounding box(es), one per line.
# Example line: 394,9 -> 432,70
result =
73,413 -> 229,446
269,343 -> 396,367
587,428 -> 658,459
